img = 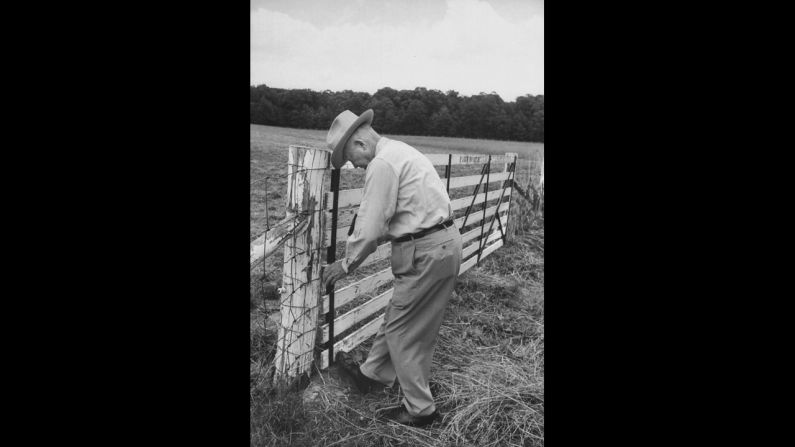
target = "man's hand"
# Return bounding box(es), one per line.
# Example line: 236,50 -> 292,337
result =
322,261 -> 347,294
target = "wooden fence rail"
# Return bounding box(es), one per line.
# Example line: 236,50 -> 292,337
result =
249,215 -> 307,267
255,146 -> 520,382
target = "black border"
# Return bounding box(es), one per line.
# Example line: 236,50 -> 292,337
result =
15,1 -> 779,444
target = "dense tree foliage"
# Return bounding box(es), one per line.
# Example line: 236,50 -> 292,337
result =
250,85 -> 544,142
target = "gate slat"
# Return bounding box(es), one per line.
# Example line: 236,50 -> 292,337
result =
324,188 -> 364,210
319,313 -> 385,370
320,288 -> 393,343
462,225 -> 504,259
455,200 -> 510,232
461,215 -> 508,245
320,267 -> 393,314
450,187 -> 512,213
459,238 -> 503,274
416,153 -> 514,166
447,171 -> 510,190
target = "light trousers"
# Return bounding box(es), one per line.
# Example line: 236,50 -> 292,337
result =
360,224 -> 462,416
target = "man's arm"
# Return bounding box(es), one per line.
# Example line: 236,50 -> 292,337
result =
340,158 -> 398,273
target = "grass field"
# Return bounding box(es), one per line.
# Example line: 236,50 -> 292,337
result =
250,124 -> 544,446
250,124 -> 543,240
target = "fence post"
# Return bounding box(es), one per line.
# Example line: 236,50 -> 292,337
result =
504,152 -> 518,241
538,159 -> 544,212
539,159 -> 544,190
273,145 -> 330,384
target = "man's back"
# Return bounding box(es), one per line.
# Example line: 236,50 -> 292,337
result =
371,137 -> 452,240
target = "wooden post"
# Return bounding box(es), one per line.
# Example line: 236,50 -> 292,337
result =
539,159 -> 544,191
273,145 -> 330,384
504,152 -> 518,241
538,159 -> 544,212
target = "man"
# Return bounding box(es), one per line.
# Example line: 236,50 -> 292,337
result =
322,109 -> 463,428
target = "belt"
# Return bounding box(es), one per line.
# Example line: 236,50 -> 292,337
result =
393,220 -> 454,243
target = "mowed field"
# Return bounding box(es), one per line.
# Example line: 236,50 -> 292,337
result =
250,124 -> 544,447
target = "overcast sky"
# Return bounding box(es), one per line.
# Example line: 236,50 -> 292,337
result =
251,0 -> 543,102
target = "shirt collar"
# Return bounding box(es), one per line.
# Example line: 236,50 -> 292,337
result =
375,137 -> 388,157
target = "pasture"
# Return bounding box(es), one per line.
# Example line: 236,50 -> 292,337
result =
250,124 -> 543,239
250,124 -> 544,446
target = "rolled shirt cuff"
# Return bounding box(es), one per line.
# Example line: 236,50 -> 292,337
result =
340,258 -> 350,274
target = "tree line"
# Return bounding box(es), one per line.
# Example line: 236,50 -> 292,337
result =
250,85 -> 544,143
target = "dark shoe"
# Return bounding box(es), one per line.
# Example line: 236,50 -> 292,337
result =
377,404 -> 441,427
335,351 -> 386,394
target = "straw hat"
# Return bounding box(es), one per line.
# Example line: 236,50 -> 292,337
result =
326,109 -> 374,169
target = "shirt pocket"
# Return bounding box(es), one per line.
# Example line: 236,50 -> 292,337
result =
390,241 -> 416,278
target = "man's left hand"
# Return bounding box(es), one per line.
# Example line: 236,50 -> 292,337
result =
322,261 -> 347,294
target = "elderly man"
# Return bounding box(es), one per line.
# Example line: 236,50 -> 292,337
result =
322,109 -> 463,427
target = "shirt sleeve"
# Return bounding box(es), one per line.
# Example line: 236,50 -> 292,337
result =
341,159 -> 398,273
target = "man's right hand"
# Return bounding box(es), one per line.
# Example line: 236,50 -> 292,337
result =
322,260 -> 347,294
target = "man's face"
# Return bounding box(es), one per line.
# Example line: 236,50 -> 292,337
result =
344,140 -> 370,169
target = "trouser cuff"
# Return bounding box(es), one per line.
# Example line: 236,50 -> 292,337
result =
360,364 -> 395,387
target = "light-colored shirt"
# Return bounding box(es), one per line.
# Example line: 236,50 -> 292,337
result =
341,137 -> 453,273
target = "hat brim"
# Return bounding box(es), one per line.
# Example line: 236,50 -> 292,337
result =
331,109 -> 374,169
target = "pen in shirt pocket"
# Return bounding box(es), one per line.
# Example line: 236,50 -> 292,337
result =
348,213 -> 357,236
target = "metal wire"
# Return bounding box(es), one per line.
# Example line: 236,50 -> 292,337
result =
251,166 -> 331,233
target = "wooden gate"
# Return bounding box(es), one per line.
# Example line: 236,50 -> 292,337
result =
250,146 -> 518,382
